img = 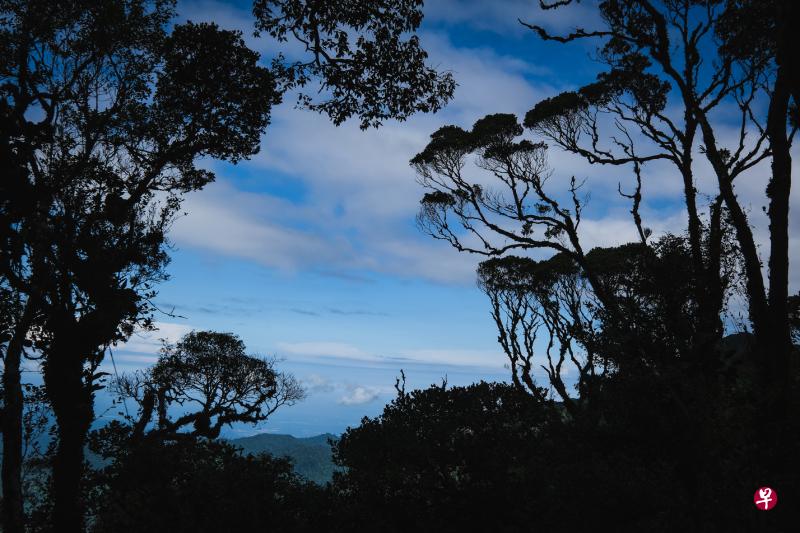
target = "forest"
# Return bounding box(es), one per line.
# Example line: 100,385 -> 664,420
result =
1,0 -> 798,531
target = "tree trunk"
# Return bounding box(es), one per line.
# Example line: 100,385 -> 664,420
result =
43,336 -> 93,533
765,65 -> 792,393
1,302 -> 34,533
697,117 -> 770,347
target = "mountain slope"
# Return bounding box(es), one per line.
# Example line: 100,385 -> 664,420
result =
229,433 -> 339,485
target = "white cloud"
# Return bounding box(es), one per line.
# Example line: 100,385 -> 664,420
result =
116,321 -> 195,356
167,28 -> 557,284
394,348 -> 506,369
577,209 -> 689,250
338,385 -> 382,405
170,181 -> 352,271
278,341 -> 372,360
101,322 -> 196,372
276,339 -> 507,370
303,373 -> 335,393
111,353 -> 161,365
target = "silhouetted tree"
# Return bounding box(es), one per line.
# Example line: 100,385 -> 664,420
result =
520,0 -> 796,397
84,331 -> 309,532
476,234 -> 741,410
331,381 -> 555,532
717,1 -> 799,387
111,331 -> 304,444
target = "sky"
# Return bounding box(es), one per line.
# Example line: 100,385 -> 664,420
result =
87,0 -> 800,438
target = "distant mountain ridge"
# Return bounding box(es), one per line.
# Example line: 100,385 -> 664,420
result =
228,432 -> 339,485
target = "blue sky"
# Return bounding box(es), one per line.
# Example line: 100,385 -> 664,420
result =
93,0 -> 799,437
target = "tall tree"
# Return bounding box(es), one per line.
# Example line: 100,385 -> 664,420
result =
0,2 -> 278,529
521,0 -> 796,395
716,0 -> 799,395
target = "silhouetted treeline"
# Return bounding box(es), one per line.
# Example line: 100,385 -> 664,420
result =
28,365 -> 798,531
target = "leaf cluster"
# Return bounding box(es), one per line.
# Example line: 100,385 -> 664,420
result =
254,0 -> 455,128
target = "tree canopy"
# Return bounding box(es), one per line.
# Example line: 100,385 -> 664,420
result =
116,330 -> 304,442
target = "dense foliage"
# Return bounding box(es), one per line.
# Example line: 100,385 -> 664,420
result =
88,439 -> 326,533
